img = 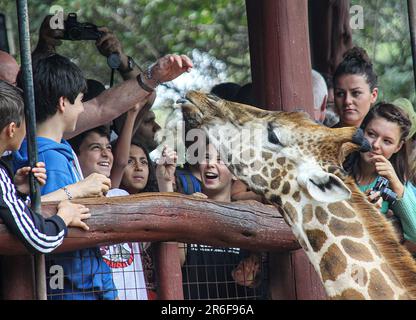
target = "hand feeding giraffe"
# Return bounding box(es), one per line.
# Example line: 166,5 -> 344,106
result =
179,90 -> 416,300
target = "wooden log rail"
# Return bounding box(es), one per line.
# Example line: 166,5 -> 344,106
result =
0,193 -> 299,255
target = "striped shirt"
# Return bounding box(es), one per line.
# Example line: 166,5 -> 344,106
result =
0,160 -> 67,253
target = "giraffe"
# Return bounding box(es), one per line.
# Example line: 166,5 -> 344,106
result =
179,90 -> 416,300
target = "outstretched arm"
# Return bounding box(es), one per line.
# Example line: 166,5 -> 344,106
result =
65,54 -> 192,139
110,103 -> 141,188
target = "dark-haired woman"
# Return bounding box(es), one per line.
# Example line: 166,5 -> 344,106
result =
346,103 -> 416,243
333,47 -> 378,128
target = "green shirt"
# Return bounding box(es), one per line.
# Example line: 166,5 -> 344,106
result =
358,179 -> 416,243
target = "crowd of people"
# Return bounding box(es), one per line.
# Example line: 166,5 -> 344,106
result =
0,15 -> 415,300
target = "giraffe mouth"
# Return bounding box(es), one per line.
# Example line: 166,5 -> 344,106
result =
178,91 -> 216,129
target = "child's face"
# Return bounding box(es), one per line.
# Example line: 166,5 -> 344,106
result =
199,144 -> 234,193
64,93 -> 84,133
77,131 -> 113,178
121,145 -> 150,193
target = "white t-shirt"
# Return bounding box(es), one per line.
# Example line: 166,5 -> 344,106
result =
101,188 -> 148,300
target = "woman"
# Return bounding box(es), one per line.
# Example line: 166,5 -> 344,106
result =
333,46 -> 378,128
345,102 -> 416,244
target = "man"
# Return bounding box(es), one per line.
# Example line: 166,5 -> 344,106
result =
312,69 -> 328,123
113,109 -> 161,153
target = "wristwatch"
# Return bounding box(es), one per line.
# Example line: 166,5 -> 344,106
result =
118,55 -> 136,73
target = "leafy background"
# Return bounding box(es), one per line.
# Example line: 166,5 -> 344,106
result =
1,0 -> 415,108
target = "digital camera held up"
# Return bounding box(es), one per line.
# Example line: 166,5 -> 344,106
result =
61,13 -> 103,41
371,176 -> 397,205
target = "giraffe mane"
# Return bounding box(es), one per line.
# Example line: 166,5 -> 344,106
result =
345,177 -> 416,298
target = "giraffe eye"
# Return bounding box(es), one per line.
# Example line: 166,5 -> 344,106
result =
267,123 -> 281,145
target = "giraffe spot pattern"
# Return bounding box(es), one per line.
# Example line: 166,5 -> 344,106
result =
283,202 -> 298,225
262,152 -> 272,161
368,269 -> 395,300
305,229 -> 327,252
271,169 -> 280,177
369,240 -> 382,258
251,174 -> 268,188
327,202 -> 356,219
380,263 -> 402,289
271,177 -> 281,190
262,166 -> 269,178
350,264 -> 368,287
315,206 -> 328,225
329,218 -> 364,238
302,204 -> 313,223
320,244 -> 347,282
277,158 -> 286,166
281,181 -> 291,195
293,191 -> 301,203
332,289 -> 365,300
341,239 -> 374,262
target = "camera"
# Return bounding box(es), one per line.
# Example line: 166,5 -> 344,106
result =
61,13 -> 103,41
371,176 -> 397,205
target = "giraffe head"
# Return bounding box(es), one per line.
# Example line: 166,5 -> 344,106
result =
180,90 -> 370,206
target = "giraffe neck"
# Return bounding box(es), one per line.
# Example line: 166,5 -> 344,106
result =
279,178 -> 416,300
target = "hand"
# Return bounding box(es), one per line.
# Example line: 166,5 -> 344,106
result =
95,27 -> 123,57
15,162 -> 47,195
191,192 -> 208,199
156,146 -> 178,182
147,54 -> 193,86
128,102 -> 142,116
365,189 -> 383,210
74,173 -> 111,198
371,154 -> 404,197
57,200 -> 91,231
231,253 -> 262,288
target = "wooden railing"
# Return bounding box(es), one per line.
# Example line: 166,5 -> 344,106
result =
0,193 -> 328,299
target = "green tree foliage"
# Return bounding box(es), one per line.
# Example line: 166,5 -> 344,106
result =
351,0 -> 416,105
1,0 -> 251,86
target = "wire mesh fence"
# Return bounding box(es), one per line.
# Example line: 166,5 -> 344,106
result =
43,241 -> 269,300
45,242 -> 152,300
180,243 -> 268,300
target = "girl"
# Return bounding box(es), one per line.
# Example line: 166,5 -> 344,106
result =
156,143 -> 264,300
345,102 -> 416,244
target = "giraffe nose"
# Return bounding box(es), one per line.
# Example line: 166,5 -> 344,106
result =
352,128 -> 372,152
176,98 -> 188,104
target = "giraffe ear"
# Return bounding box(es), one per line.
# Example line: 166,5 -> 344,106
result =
297,164 -> 351,203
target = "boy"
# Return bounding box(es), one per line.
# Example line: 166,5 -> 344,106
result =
0,80 -> 90,253
69,95 -> 148,300
13,54 -> 115,300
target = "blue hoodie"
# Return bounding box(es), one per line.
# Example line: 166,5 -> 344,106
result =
14,137 -> 117,300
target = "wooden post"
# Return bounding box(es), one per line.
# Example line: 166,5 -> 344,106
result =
246,0 -> 314,113
246,0 -> 326,299
154,242 -> 184,300
309,0 -> 353,76
0,255 -> 36,300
